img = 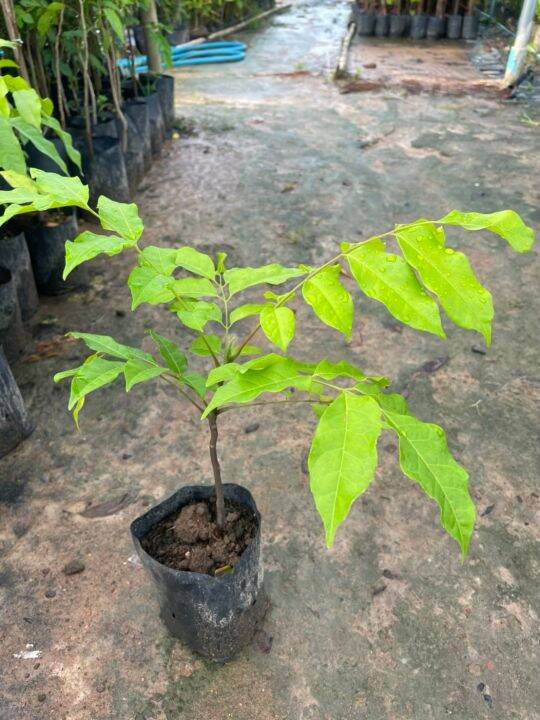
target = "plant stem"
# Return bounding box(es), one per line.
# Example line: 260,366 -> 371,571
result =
208,410 -> 225,530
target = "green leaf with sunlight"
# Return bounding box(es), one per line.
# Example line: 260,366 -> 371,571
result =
64,232 -> 130,279
396,223 -> 493,344
97,196 -> 144,243
260,305 -> 296,351
0,116 -> 26,173
302,265 -> 353,339
12,89 -> 41,128
169,277 -> 217,299
224,264 -> 305,296
438,209 -> 535,253
67,356 -> 125,410
202,359 -> 312,418
139,246 -> 179,276
128,266 -> 175,310
41,115 -> 82,170
175,247 -> 216,280
345,238 -> 445,338
381,400 -> 475,557
30,168 -> 89,207
308,393 -> 382,547
229,304 -> 265,325
68,332 -> 154,363
11,117 -> 68,173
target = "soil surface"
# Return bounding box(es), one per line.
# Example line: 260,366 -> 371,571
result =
1,2 -> 539,719
141,500 -> 256,574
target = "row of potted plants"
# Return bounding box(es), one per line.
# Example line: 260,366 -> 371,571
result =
354,0 -> 480,40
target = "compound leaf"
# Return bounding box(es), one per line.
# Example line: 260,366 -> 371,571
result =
438,209 -> 535,253
128,265 -> 175,309
68,332 -> 154,363
396,223 -> 493,344
345,238 -> 445,338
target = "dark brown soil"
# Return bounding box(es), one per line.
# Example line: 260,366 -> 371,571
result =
140,498 -> 257,576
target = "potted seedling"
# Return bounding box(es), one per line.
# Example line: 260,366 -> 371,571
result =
389,0 -> 410,37
428,0 -> 448,38
447,0 -> 463,38
410,0 -> 429,38
354,0 -> 377,36
462,0 -> 479,39
10,170 -> 532,659
375,0 -> 391,36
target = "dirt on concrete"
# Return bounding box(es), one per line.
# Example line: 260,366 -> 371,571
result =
1,1 -> 539,719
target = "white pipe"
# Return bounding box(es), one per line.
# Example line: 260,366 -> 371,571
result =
502,0 -> 537,87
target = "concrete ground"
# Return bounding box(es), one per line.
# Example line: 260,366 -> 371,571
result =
1,2 -> 539,719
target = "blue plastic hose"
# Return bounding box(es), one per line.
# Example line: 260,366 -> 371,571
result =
118,40 -> 247,74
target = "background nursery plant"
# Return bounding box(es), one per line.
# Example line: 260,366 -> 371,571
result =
13,168 -> 531,557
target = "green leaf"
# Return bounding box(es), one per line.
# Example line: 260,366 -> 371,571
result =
189,334 -> 221,357
124,359 -> 166,391
53,367 -> 79,383
1,170 -> 35,190
308,394 -> 382,547
312,359 -> 366,383
171,298 -> 221,332
229,303 -> 265,325
41,115 -> 82,170
0,187 -> 38,204
396,223 -> 493,345
438,209 -> 535,254
0,116 -> 26,173
139,246 -> 178,275
64,231 -> 129,279
68,356 -> 125,410
206,363 -> 242,386
224,263 -> 305,296
345,239 -> 445,338
68,332 -> 154,362
382,405 -> 475,557
97,196 -> 144,243
236,344 -> 262,356
0,59 -> 18,69
63,230 -> 129,280
127,266 -> 175,309
30,168 -> 89,207
169,277 -> 217,299
260,305 -> 295,351
175,247 -> 216,280
11,117 -> 67,174
104,7 -> 125,41
216,251 -> 227,273
182,371 -> 207,398
302,265 -> 353,339
202,359 -> 311,418
0,202 -> 40,229
12,89 -> 41,128
148,331 -> 187,375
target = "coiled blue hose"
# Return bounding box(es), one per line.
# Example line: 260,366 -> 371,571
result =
118,41 -> 247,74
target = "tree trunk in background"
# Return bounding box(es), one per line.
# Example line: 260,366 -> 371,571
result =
1,0 -> 30,83
141,0 -> 162,73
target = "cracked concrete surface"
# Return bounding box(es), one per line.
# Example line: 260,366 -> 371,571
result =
1,1 -> 539,719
